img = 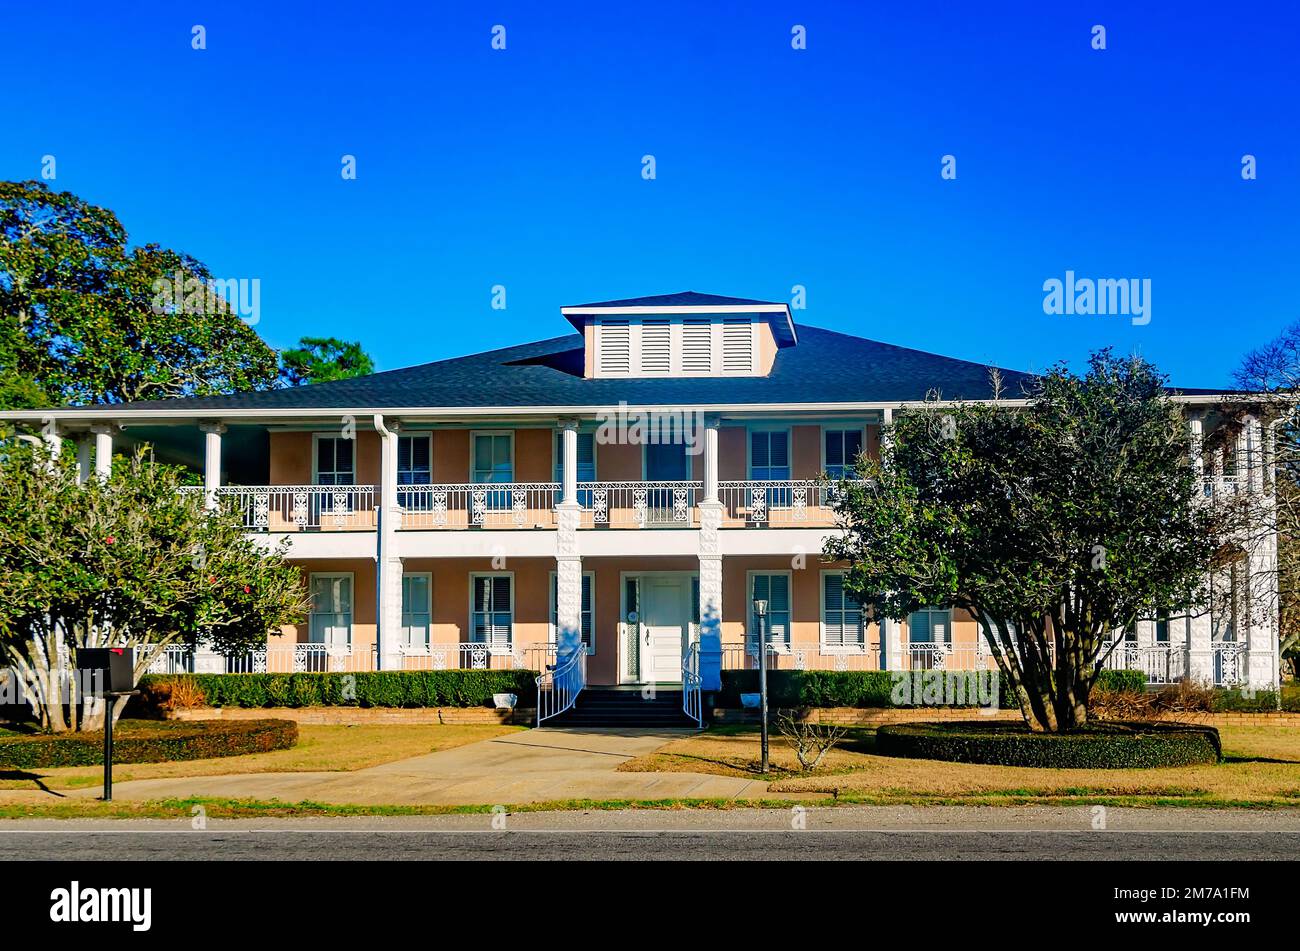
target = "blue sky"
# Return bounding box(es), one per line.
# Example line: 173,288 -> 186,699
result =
3,0 -> 1296,387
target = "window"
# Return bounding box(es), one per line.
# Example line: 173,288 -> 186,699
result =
822,572 -> 865,648
550,572 -> 595,652
824,428 -> 864,479
1156,611 -> 1170,643
553,431 -> 596,483
908,608 -> 952,644
750,430 -> 791,481
314,435 -> 355,486
470,574 -> 512,647
472,432 -> 513,510
398,434 -> 432,508
308,573 -> 352,646
401,573 -> 431,648
750,573 -> 791,650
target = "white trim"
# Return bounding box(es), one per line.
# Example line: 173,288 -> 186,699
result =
562,304 -> 792,315
819,569 -> 867,651
549,569 -> 596,654
310,432 -> 356,485
820,422 -> 868,477
469,429 -> 514,483
468,571 -> 514,645
307,571 -> 354,646
746,569 -> 793,649
400,571 -> 433,647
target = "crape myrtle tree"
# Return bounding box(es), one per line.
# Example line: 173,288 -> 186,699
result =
825,351 -> 1230,732
0,444 -> 309,732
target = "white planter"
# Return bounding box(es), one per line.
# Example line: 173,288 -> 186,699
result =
493,692 -> 518,710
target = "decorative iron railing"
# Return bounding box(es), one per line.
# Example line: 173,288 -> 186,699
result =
213,485 -> 377,532
717,480 -> 837,526
397,483 -> 559,529
536,645 -> 587,725
681,640 -> 703,727
577,481 -> 700,528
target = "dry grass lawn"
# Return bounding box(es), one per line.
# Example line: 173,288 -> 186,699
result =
0,723 -> 521,793
617,724 -> 1300,806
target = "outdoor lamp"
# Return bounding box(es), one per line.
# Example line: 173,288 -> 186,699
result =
752,597 -> 770,773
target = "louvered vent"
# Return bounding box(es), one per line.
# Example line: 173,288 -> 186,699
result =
597,319 -> 631,374
640,318 -> 671,373
681,318 -> 712,373
722,318 -> 753,372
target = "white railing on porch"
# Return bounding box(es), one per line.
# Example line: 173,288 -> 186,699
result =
1099,644 -> 1186,684
578,481 -> 700,528
217,642 -> 547,674
393,642 -> 553,671
397,483 -> 559,529
213,485 -> 377,532
717,480 -> 837,527
721,642 -> 886,671
682,640 -> 703,727
146,644 -> 195,674
1213,642 -> 1246,686
536,646 -> 587,725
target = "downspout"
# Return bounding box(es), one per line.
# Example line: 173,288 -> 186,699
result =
373,414 -> 398,672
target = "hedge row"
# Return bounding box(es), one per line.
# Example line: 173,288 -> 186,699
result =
0,719 -> 297,769
715,668 -> 1148,709
1210,685 -> 1300,713
875,720 -> 1222,769
138,670 -> 539,710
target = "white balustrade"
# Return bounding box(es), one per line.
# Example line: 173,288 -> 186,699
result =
397,483 -> 559,529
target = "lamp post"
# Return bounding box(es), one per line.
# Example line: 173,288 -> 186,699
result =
753,597 -> 769,773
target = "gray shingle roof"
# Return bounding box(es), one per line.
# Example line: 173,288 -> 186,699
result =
567,291 -> 784,308
83,324 -> 1041,412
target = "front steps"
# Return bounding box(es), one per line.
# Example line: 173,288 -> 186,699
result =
543,686 -> 699,729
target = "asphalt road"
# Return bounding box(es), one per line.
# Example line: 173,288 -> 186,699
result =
4,807 -> 1299,860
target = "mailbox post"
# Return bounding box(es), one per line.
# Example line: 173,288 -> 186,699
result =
76,648 -> 139,801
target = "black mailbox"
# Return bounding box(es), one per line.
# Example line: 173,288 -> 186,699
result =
77,647 -> 135,695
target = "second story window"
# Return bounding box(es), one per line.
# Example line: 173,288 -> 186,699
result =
824,428 -> 863,479
398,434 -> 432,485
750,430 -> 790,481
472,433 -> 513,483
315,435 -> 355,486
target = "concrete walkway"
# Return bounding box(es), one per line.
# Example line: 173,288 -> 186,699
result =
45,729 -> 769,807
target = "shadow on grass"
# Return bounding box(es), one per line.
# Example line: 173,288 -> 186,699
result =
0,770 -> 67,796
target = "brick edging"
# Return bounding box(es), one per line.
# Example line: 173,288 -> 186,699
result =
166,706 -> 534,725
710,707 -> 1300,727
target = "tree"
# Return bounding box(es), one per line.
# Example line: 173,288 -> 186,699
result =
1235,322 -> 1300,677
825,351 -> 1227,732
279,336 -> 374,386
0,180 -> 280,408
0,444 -> 309,732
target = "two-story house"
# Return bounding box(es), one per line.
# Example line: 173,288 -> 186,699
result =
3,292 -> 1278,722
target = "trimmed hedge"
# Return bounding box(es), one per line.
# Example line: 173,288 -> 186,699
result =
875,720 -> 1221,769
138,670 -> 539,710
716,668 -> 1148,710
1211,685 -> 1300,713
0,718 -> 298,769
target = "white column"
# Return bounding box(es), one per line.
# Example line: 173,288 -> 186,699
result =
880,407 -> 894,458
880,616 -> 903,670
200,422 -> 226,509
559,418 -> 578,506
40,422 -> 62,472
1188,415 -> 1204,485
555,555 -> 584,660
697,491 -> 723,691
90,423 -> 115,481
373,416 -> 404,671
1244,415 -> 1264,493
1186,590 -> 1214,684
75,435 -> 92,484
702,415 -> 720,503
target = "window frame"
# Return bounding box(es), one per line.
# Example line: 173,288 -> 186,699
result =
820,570 -> 866,652
821,424 -> 867,480
747,570 -> 792,653
468,572 -> 514,648
400,571 -> 433,649
908,607 -> 953,645
311,433 -> 357,486
307,571 -> 354,646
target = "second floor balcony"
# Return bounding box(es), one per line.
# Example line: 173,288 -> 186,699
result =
198,478 -> 844,532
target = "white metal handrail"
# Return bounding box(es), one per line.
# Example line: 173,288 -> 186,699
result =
682,640 -> 703,727
397,483 -> 559,529
717,479 -> 833,525
1098,643 -> 1186,684
536,646 -> 587,725
578,481 -> 700,528
212,484 -> 377,532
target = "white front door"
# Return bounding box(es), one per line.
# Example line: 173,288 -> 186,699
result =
642,577 -> 689,683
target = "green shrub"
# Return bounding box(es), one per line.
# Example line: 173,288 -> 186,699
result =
716,668 -> 1148,710
0,718 -> 298,769
876,720 -> 1221,768
137,670 -> 539,711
